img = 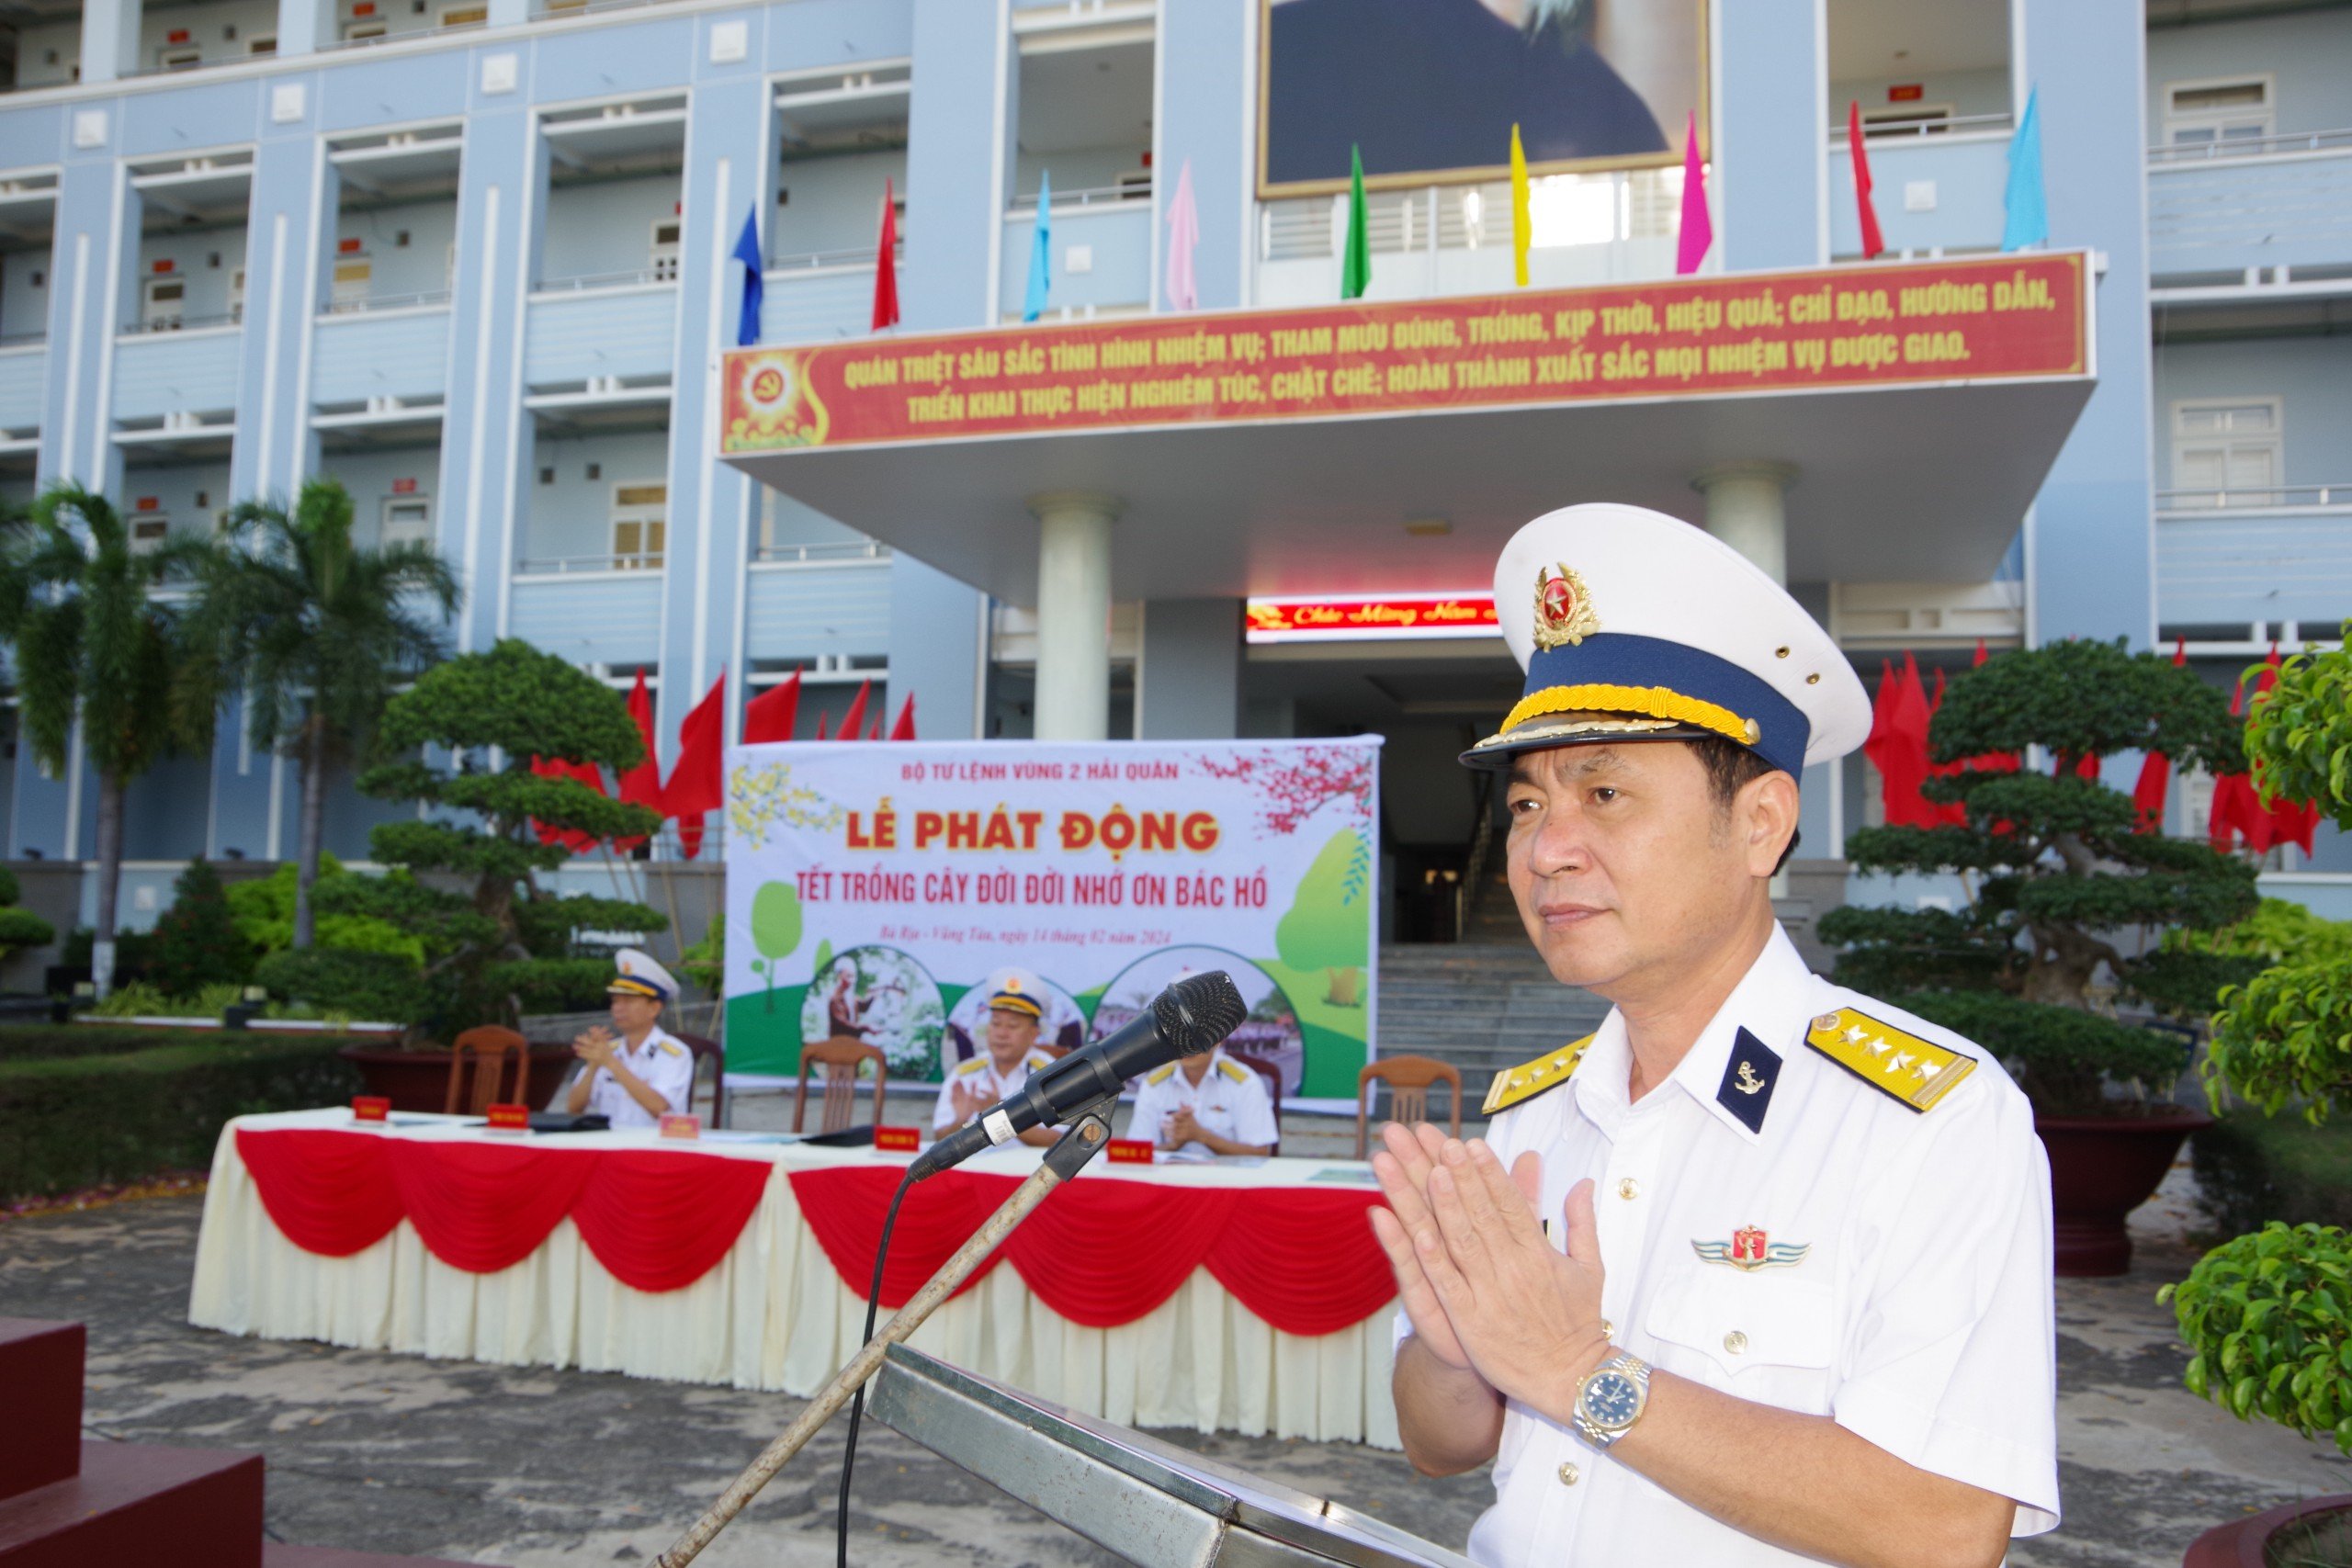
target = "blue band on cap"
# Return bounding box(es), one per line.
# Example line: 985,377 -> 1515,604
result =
1519,633 -> 1812,775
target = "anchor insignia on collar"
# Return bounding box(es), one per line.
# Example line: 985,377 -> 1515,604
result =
1734,1060 -> 1767,1095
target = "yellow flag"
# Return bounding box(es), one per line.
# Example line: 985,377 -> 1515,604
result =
1510,124 -> 1532,287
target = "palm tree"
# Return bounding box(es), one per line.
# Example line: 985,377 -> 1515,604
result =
191,478 -> 461,949
0,481 -> 220,994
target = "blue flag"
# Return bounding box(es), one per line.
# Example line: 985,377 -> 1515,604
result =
2001,88 -> 2047,253
1023,171 -> 1052,323
732,208 -> 763,346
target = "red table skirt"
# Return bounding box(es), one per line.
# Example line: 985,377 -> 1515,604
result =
233,1129 -> 1398,1333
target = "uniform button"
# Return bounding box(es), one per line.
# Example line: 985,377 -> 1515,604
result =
1616,1178 -> 1639,1201
1724,1330 -> 1748,1356
1557,1461 -> 1580,1486
1600,1319 -> 1613,1340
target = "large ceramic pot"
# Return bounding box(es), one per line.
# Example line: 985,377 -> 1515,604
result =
336,1044 -> 577,1113
2183,1495 -> 2352,1566
2034,1108 -> 2212,1277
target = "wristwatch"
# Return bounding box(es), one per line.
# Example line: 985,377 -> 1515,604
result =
1570,1353 -> 1652,1450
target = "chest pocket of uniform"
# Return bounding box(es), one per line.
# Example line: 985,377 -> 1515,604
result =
1645,1271 -> 1836,1382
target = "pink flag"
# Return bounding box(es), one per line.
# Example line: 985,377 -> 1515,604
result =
1675,112 -> 1712,276
1163,158 -> 1199,312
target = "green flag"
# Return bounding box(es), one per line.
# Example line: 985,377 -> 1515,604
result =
1340,143 -> 1370,300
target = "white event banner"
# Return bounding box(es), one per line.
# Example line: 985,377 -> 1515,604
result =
720,739 -> 1381,1107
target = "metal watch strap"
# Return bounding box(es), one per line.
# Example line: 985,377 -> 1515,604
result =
1570,1352 -> 1652,1450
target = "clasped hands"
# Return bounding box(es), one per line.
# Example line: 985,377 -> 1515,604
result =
948,1077 -> 1001,1124
1369,1122 -> 1613,1420
572,1026 -> 619,1071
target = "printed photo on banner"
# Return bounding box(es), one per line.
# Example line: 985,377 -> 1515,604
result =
1258,0 -> 1707,195
720,739 -> 1381,1106
1088,947 -> 1307,1098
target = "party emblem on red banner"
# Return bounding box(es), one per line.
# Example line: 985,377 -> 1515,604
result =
1532,564 -> 1598,651
1692,1226 -> 1810,1271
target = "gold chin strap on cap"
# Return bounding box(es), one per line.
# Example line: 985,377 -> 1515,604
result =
1497,683 -> 1761,748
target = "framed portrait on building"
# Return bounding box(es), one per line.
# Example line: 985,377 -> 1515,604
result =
1257,0 -> 1709,196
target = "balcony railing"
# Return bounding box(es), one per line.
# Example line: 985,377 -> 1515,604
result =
2150,127 -> 2352,165
751,540 -> 890,565
515,552 -> 665,574
2156,484 -> 2352,513
119,311 -> 242,336
1829,111 -> 2015,145
322,288 -> 454,316
1007,182 -> 1150,214
532,268 -> 676,295
2155,485 -> 2352,634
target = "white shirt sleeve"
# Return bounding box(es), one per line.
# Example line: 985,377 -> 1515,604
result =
1128,1076 -> 1173,1145
1830,1073 -> 2061,1536
639,1035 -> 696,1116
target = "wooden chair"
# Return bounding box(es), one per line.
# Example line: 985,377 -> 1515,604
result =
1235,1053 -> 1283,1157
673,1032 -> 729,1128
447,1026 -> 529,1115
1354,1055 -> 1464,1159
794,1037 -> 888,1134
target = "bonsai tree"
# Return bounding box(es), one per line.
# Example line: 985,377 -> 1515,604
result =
147,858 -> 254,998
1817,638 -> 2256,1115
0,865 -> 54,962
0,482 -> 220,995
339,639 -> 668,1031
187,478 -> 460,951
1276,828 -> 1371,1006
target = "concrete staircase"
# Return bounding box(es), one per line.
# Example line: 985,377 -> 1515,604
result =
1375,940 -> 1610,1122
0,1318 -> 475,1568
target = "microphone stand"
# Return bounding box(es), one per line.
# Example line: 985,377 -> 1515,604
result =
653,1095 -> 1123,1568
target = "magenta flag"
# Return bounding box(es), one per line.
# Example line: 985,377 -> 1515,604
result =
1164,158 -> 1199,312
1675,112 -> 1712,275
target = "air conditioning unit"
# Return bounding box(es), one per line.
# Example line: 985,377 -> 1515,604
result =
141,275 -> 186,330
650,218 -> 681,282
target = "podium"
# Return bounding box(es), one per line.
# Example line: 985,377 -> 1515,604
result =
870,1344 -> 1477,1568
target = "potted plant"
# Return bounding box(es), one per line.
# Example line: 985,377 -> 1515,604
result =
258,641 -> 668,1111
2165,625 -> 2352,1564
1818,638 -> 2256,1275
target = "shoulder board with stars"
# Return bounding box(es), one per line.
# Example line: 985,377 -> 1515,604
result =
1145,1061 -> 1179,1086
1216,1058 -> 1250,1084
1482,1034 -> 1595,1116
1805,1008 -> 1975,1112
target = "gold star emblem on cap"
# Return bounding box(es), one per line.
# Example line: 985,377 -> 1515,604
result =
1531,563 -> 1600,651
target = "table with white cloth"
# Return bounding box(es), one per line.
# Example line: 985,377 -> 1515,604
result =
187,1110 -> 1403,1449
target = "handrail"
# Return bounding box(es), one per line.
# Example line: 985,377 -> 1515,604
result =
119,312 -> 242,335
750,541 -> 891,564
322,288 -> 453,315
1455,771 -> 1497,943
1007,182 -> 1150,213
1828,111 -> 2015,144
532,268 -> 676,294
514,553 -> 665,574
763,245 -> 900,274
2156,484 -> 2352,511
2149,127 -> 2352,164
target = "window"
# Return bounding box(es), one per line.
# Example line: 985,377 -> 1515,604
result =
380,496 -> 433,549
611,482 -> 666,570
130,515 -> 170,554
331,257 -> 371,308
2172,400 -> 2282,503
650,220 -> 681,283
141,276 -> 185,330
2165,77 -> 2273,150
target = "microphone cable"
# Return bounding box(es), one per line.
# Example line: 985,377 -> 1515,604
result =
834,1160 -> 917,1568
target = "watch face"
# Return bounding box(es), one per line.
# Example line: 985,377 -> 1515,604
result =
1584,1371 -> 1641,1428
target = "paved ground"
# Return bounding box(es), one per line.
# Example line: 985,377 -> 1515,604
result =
1,1129 -> 2345,1566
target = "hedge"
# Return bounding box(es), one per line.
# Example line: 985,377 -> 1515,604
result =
0,1034 -> 358,1201
0,1024 -> 239,1062
2191,1111 -> 2352,1236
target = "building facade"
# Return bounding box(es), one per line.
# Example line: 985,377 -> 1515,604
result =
0,0 -> 2342,939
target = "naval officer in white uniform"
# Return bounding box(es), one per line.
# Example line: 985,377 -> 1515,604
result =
932,975 -> 1061,1149
1368,504 -> 2058,1567
1130,1045 -> 1278,1157
563,948 -> 696,1129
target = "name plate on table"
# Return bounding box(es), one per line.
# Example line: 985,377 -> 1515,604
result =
351,1096 -> 390,1123
1106,1139 -> 1156,1165
874,1125 -> 922,1153
659,1113 -> 701,1140
485,1103 -> 529,1132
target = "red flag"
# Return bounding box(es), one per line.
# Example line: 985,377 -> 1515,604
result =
613,670 -> 663,852
744,670 -> 801,744
867,714 -> 884,740
1847,102 -> 1885,260
2131,638 -> 2190,835
2210,674 -> 2272,853
2254,648 -> 2321,853
1925,668 -> 1968,826
529,756 -> 603,852
665,671 -> 727,860
815,710 -> 831,740
888,694 -> 917,740
1973,637 -> 1989,668
837,679 -> 871,742
1865,656 -> 1934,827
871,179 -> 900,331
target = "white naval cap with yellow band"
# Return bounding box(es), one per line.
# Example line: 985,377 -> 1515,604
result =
1461,503 -> 1871,776
607,946 -> 678,1003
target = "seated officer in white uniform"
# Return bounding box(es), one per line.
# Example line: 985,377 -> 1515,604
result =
1131,1046 -> 1278,1156
562,948 -> 696,1130
1367,505 -> 2058,1567
931,976 -> 1060,1149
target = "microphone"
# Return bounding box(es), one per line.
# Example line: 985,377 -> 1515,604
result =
907,970 -> 1247,1180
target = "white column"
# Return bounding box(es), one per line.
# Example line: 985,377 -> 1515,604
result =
80,0 -> 141,83
1031,491 -> 1119,740
1690,462 -> 1796,585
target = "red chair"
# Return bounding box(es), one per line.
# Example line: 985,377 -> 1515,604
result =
673,1032 -> 729,1128
794,1038 -> 888,1134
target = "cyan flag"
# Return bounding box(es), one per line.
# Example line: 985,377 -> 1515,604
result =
732,208 -> 763,345
1023,172 -> 1052,322
2001,88 -> 2048,253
